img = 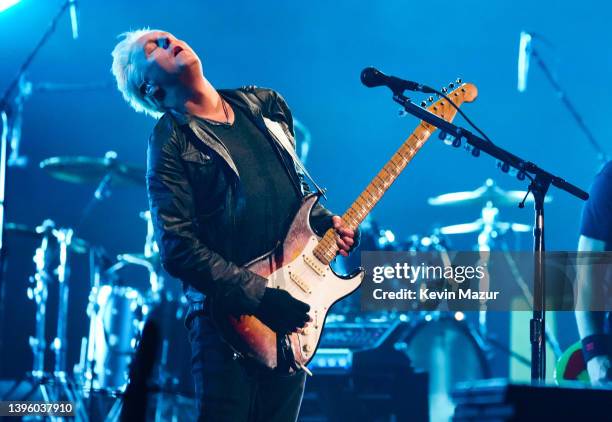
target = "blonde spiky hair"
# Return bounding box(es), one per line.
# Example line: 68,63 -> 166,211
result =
111,28 -> 164,119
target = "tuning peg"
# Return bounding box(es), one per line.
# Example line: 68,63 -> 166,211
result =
428,96 -> 434,102
448,82 -> 455,89
441,87 -> 448,93
420,101 -> 427,107
456,78 -> 462,84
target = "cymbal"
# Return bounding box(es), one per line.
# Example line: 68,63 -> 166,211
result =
5,222 -> 40,238
40,152 -> 145,187
439,219 -> 531,235
428,178 -> 552,207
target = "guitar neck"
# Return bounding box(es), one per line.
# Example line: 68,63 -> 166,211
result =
343,122 -> 435,230
314,121 -> 435,264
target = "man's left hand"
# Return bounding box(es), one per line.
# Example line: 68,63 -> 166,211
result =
332,216 -> 355,257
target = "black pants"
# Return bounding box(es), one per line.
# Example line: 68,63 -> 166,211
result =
188,313 -> 306,422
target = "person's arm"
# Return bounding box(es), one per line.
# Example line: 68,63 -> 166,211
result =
146,120 -> 267,315
574,163 -> 612,384
575,235 -> 611,384
147,119 -> 311,334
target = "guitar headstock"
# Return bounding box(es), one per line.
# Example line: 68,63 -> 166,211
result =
420,79 -> 478,124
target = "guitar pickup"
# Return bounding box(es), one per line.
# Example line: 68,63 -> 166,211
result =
289,271 -> 312,294
303,254 -> 327,276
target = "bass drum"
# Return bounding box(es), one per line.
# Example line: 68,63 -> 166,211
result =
401,314 -> 490,422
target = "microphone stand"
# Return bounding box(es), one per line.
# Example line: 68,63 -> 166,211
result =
530,47 -> 609,165
390,90 -> 588,382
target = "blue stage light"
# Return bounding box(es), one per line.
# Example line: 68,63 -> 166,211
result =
0,0 -> 20,13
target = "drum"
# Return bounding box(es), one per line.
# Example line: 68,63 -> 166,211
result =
400,314 -> 490,422
84,284 -> 144,392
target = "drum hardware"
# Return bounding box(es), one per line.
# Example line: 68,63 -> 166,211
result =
429,181 -> 563,371
71,209 -> 192,422
429,183 -> 537,337
0,1 -> 110,384
39,152 -> 147,227
76,242 -> 151,398
4,219 -> 90,421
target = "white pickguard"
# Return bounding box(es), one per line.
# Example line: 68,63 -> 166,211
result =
266,235 -> 364,362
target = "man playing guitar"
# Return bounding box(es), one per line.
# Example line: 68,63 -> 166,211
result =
110,29 -> 357,421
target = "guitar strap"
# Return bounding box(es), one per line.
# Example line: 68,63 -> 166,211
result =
263,117 -> 326,198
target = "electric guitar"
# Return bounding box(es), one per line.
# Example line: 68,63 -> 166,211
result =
211,81 -> 478,372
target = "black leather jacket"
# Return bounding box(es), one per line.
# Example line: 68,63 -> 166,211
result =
146,87 -> 337,315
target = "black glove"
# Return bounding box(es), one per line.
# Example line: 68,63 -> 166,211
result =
255,288 -> 310,334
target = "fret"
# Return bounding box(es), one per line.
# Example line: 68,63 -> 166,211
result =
372,179 -> 385,195
365,185 -> 378,199
352,207 -> 365,222
353,200 -> 367,216
360,191 -> 375,209
355,195 -> 370,211
401,147 -> 415,158
379,167 -> 393,182
383,164 -> 398,178
391,155 -> 403,167
347,207 -> 361,222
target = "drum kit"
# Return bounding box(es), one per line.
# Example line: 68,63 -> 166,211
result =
4,152 -> 191,421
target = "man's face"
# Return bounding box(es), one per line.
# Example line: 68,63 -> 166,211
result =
133,31 -> 202,88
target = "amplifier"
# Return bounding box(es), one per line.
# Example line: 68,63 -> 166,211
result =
301,317 -> 429,422
308,319 -> 405,374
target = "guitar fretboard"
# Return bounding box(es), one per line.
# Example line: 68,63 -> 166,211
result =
313,121 -> 435,265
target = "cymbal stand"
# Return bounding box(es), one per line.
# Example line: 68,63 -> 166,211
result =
78,151 -> 118,227
474,202 -> 498,339
20,220 -> 88,421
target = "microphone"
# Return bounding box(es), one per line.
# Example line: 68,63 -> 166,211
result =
361,67 -> 435,94
517,31 -> 532,92
69,0 -> 78,39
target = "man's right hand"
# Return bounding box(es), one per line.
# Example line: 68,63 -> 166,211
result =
255,288 -> 310,334
587,355 -> 612,385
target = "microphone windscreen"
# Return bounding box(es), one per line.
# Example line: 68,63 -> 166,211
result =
361,67 -> 385,87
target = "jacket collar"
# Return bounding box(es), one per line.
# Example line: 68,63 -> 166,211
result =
165,89 -> 298,188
